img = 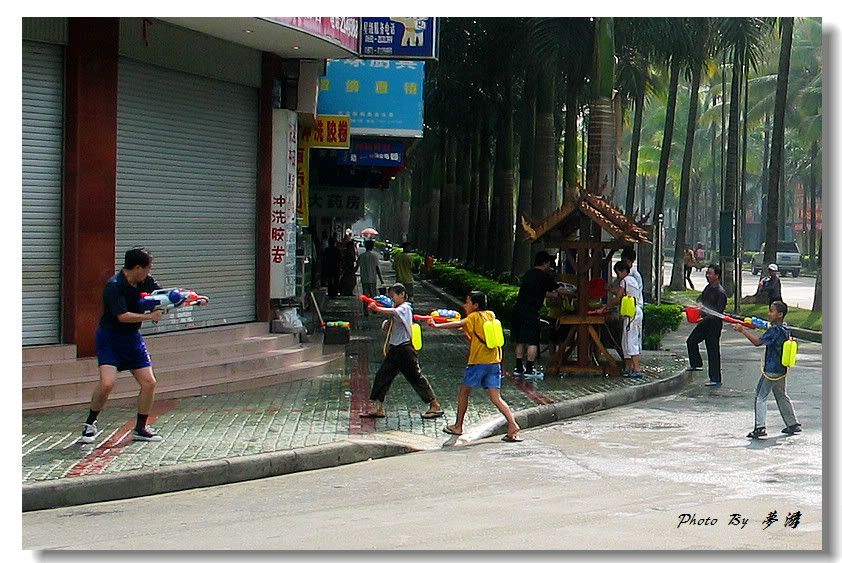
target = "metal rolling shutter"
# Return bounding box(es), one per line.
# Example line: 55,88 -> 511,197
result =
116,58 -> 258,333
22,41 -> 64,345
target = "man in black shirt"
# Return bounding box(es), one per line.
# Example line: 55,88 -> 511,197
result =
513,251 -> 561,376
80,247 -> 166,444
687,263 -> 728,387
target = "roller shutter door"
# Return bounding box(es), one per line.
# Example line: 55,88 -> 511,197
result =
116,58 -> 258,333
22,41 -> 64,345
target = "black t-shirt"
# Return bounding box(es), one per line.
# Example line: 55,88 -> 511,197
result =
99,271 -> 162,333
516,268 -> 557,312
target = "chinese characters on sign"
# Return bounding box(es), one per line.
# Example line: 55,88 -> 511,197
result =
263,17 -> 360,54
359,17 -> 438,59
270,109 -> 298,299
308,115 -> 351,149
309,189 -> 366,220
296,127 -> 311,226
337,140 -> 404,167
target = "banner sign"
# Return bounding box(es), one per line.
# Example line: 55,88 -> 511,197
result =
359,17 -> 438,59
309,189 -> 366,219
317,59 -> 425,137
263,17 -> 360,54
296,126 -> 311,226
270,109 -> 298,299
309,114 -> 351,149
337,139 -> 404,167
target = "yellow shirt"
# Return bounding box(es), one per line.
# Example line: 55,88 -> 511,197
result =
464,311 -> 503,365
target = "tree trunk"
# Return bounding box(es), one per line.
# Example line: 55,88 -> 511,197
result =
812,235 -> 821,311
562,89 -> 578,202
429,147 -> 442,255
759,112 -> 770,246
809,141 -> 817,270
533,66 -> 557,219
653,56 -> 680,225
625,89 -> 644,217
764,17 -> 794,264
721,47 -> 742,297
476,120 -> 492,271
467,126 -> 481,267
669,66 -> 701,291
493,77 -> 515,275
513,83 -> 536,276
456,132 -> 471,263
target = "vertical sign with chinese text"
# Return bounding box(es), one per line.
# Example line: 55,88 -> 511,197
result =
297,126 -> 311,226
270,109 -> 298,298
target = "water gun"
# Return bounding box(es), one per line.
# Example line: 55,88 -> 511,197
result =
721,314 -> 754,328
138,287 -> 209,314
413,309 -> 462,323
744,316 -> 771,330
324,321 -> 350,328
358,294 -> 394,308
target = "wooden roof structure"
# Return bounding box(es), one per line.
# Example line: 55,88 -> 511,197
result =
520,191 -> 652,245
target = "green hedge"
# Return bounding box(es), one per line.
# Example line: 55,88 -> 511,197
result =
641,303 -> 684,350
391,248 -> 423,272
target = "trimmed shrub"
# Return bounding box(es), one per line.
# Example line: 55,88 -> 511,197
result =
642,303 -> 684,350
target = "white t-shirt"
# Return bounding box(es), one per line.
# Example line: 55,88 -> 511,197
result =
388,302 -> 414,346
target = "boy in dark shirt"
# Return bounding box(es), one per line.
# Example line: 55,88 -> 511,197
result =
686,263 -> 728,386
512,251 -> 561,376
80,247 -> 165,443
734,301 -> 801,438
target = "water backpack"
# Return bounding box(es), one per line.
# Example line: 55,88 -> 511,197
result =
620,295 -> 637,318
782,337 -> 798,367
411,322 -> 423,351
482,314 -> 505,349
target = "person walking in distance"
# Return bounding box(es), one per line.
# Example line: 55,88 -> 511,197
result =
734,301 -> 801,439
686,264 -> 728,387
358,239 -> 385,317
80,247 -> 166,443
426,291 -> 522,442
392,242 -> 416,299
321,236 -> 342,299
683,246 -> 696,290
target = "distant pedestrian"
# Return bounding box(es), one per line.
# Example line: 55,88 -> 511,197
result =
758,264 -> 782,305
620,246 -> 644,354
611,261 -> 643,378
426,291 -> 522,442
512,251 -> 561,377
339,239 -> 358,296
734,301 -> 801,438
80,247 -> 165,444
393,242 -> 416,298
361,283 -> 444,420
695,243 -> 705,272
683,246 -> 696,290
321,237 -> 342,299
358,239 -> 385,317
687,264 -> 727,387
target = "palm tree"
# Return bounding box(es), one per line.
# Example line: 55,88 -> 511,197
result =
513,74 -> 536,276
585,17 -> 616,196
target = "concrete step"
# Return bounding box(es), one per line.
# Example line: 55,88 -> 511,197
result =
143,322 -> 269,353
22,348 -> 345,411
22,344 -> 77,363
22,333 -> 299,387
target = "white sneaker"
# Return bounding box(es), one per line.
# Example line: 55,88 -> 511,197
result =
132,425 -> 163,442
79,422 -> 98,444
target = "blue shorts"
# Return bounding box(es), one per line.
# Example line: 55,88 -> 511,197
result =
95,327 -> 152,372
463,363 -> 502,389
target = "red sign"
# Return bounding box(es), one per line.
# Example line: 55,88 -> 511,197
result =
265,17 -> 359,53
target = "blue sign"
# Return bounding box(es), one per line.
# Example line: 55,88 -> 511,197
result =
338,140 -> 404,167
359,17 -> 438,60
317,59 -> 425,138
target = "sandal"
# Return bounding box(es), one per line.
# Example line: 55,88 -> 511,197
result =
502,434 -> 524,442
420,410 -> 444,419
442,425 -> 462,436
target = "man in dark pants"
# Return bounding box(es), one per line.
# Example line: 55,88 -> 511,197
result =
512,251 -> 561,377
687,263 -> 728,387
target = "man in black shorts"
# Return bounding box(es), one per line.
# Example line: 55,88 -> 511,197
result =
80,247 -> 165,443
512,251 -> 561,377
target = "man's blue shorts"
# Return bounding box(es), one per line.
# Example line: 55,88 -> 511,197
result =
463,363 -> 502,389
95,327 -> 152,372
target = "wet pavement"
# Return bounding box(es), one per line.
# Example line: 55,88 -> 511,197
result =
22,260 -> 686,487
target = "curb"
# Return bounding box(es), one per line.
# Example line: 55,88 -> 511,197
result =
23,439 -> 417,512
790,326 -> 822,344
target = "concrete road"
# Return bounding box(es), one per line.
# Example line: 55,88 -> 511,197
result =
664,261 -> 817,309
22,326 -> 822,551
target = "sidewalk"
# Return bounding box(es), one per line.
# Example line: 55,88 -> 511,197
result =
22,260 -> 688,511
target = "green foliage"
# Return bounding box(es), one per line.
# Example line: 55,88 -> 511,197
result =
426,263 -> 525,320
642,303 -> 684,350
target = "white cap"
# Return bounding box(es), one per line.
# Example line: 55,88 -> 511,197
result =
768,264 -> 779,271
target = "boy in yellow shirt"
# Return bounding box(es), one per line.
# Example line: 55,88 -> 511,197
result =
426,291 -> 522,442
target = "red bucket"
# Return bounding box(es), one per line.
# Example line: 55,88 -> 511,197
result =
685,306 -> 702,324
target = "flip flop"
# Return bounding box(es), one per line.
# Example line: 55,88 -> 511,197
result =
442,425 -> 462,436
359,412 -> 386,419
501,435 -> 524,443
420,410 -> 444,419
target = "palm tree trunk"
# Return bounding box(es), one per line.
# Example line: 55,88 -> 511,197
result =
625,89 -> 644,216
513,83 -> 536,276
669,66 -> 702,290
809,141 -> 817,270
764,17 -> 794,264
653,56 -> 680,224
476,120 -> 492,270
562,88 -> 578,202
467,126 -> 481,267
812,235 -> 821,311
429,147 -> 442,255
722,47 -> 742,296
533,66 -> 557,218
493,76 -> 515,275
759,112 -> 770,245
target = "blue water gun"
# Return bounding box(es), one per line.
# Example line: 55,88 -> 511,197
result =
743,316 -> 771,330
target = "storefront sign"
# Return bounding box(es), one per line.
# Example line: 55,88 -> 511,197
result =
308,114 -> 351,149
338,139 -> 404,167
309,189 -> 366,219
263,17 -> 360,54
359,17 -> 438,59
270,109 -> 298,299
317,59 -> 424,137
297,126 -> 311,226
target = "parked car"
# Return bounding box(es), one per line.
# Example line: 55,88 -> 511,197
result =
751,241 -> 802,277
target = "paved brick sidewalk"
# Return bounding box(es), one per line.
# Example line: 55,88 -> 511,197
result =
22,260 -> 685,485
